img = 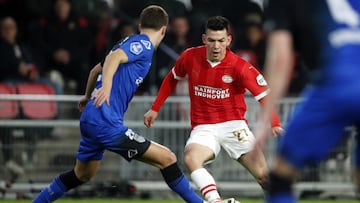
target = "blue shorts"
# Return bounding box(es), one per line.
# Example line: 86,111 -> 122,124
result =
77,122 -> 151,162
278,84 -> 360,169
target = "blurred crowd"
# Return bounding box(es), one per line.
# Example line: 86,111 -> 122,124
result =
0,0 -> 309,96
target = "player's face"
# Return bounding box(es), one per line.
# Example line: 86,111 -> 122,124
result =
202,29 -> 231,62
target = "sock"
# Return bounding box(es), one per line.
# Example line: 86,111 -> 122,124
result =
266,172 -> 296,203
161,163 -> 204,203
191,168 -> 221,202
32,176 -> 67,203
32,170 -> 84,203
266,193 -> 296,203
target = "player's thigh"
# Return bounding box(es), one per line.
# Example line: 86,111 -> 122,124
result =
107,128 -> 151,161
185,124 -> 220,162
74,159 -> 101,181
136,141 -> 176,169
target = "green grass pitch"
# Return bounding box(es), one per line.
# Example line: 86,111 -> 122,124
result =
1,199 -> 358,203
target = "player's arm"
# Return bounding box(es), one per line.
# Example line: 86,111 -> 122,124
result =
254,30 -> 293,151
241,63 -> 284,136
78,62 -> 102,112
261,30 -> 293,128
144,68 -> 179,128
258,97 -> 284,136
93,48 -> 128,107
85,63 -> 102,99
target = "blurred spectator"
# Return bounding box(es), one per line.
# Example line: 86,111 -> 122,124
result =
188,0 -> 220,46
222,0 -> 263,49
154,16 -> 192,118
88,0 -> 118,67
287,53 -> 310,96
234,21 -> 266,70
28,0 -> 93,94
145,0 -> 188,18
154,16 -> 191,91
110,21 -> 137,45
166,16 -> 192,54
0,16 -> 39,83
0,0 -> 31,41
0,16 -> 60,93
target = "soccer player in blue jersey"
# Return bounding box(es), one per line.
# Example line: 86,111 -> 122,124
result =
255,0 -> 360,202
32,5 -> 207,203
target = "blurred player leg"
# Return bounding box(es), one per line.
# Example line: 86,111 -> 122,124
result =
266,157 -> 298,203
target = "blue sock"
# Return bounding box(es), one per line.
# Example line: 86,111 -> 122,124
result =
266,192 -> 296,203
32,176 -> 67,203
167,175 -> 203,203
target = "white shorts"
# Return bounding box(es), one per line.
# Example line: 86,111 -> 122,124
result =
185,120 -> 255,161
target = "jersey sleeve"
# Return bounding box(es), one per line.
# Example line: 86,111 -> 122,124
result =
172,49 -> 189,80
238,62 -> 282,127
114,36 -> 152,63
240,63 -> 269,101
151,69 -> 179,112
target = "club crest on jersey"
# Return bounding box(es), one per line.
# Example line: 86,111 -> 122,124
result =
130,42 -> 143,55
222,75 -> 233,83
141,40 -> 151,50
256,74 -> 267,86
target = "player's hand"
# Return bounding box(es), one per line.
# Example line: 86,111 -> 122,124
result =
144,109 -> 158,128
272,126 -> 284,137
92,87 -> 110,108
78,96 -> 89,112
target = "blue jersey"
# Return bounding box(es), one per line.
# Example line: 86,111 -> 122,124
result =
266,0 -> 360,168
80,34 -> 154,134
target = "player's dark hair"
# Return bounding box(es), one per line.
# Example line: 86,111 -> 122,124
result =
139,5 -> 169,30
205,16 -> 230,34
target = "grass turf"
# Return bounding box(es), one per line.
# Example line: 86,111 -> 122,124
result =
1,199 -> 358,203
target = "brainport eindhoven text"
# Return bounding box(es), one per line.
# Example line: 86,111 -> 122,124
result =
193,85 -> 230,99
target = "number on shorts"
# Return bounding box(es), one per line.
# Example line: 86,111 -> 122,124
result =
233,129 -> 249,142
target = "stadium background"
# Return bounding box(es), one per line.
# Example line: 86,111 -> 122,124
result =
0,0 -> 357,201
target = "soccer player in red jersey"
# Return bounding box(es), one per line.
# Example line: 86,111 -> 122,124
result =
144,16 -> 283,203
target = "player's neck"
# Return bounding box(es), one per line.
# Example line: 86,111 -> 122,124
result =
140,27 -> 165,49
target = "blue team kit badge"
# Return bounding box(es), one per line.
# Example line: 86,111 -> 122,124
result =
141,40 -> 151,49
130,42 -> 143,55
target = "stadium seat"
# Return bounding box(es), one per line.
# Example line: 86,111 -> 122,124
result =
0,83 -> 19,119
16,83 -> 58,119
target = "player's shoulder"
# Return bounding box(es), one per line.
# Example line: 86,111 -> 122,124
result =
123,34 -> 152,48
180,45 -> 205,60
114,34 -> 153,54
183,45 -> 204,54
226,49 -> 251,66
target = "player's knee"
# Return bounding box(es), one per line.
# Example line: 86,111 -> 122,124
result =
257,173 -> 269,191
183,153 -> 191,166
183,152 -> 198,168
75,170 -> 96,182
59,169 -> 85,190
256,170 -> 269,191
161,151 -> 177,167
76,173 -> 94,182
